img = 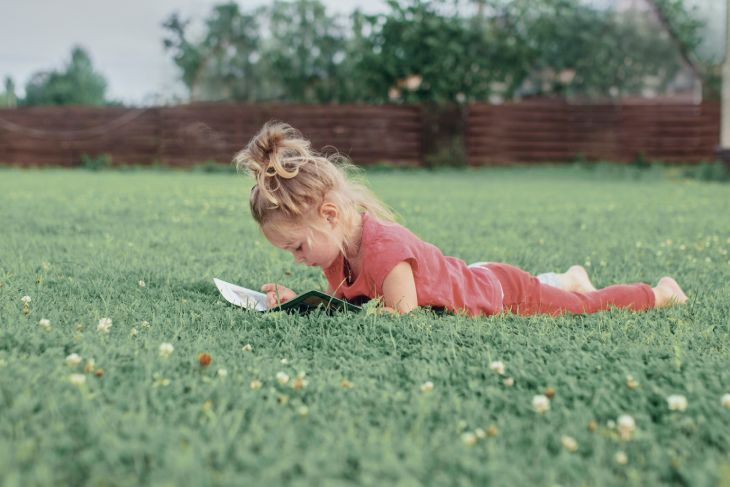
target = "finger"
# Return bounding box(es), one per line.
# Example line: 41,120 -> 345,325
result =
261,283 -> 274,292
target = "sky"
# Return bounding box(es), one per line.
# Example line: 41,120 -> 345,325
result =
0,0 -> 723,105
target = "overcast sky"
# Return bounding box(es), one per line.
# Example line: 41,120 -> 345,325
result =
0,0 -> 723,105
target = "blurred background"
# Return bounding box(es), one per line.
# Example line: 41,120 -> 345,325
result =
0,0 -> 727,168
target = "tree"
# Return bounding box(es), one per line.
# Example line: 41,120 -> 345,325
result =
162,0 -> 350,103
503,0 -> 688,98
259,0 -> 350,102
352,1 -> 492,103
648,0 -> 719,98
0,76 -> 17,108
23,46 -> 108,106
163,3 -> 262,101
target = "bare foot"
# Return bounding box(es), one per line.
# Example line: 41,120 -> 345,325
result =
653,277 -> 688,308
563,265 -> 597,293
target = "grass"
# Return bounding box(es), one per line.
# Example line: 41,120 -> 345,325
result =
0,166 -> 729,486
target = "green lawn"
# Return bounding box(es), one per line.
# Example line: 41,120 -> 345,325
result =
1,166 -> 729,486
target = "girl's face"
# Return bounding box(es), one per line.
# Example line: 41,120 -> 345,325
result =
263,218 -> 343,269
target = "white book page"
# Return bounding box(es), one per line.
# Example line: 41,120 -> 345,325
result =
213,278 -> 268,311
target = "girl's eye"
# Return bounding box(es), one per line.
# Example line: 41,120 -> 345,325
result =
295,245 -> 302,251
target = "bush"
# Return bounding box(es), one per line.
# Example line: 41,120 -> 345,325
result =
80,153 -> 112,171
190,160 -> 237,174
684,160 -> 730,182
423,136 -> 466,168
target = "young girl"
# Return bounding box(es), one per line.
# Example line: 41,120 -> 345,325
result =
235,122 -> 688,316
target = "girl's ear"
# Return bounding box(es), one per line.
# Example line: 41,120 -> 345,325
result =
319,202 -> 339,227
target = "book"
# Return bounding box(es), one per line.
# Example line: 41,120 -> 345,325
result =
213,278 -> 362,314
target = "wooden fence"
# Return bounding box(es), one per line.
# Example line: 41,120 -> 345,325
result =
0,104 -> 422,167
466,101 -> 720,164
0,101 -> 721,167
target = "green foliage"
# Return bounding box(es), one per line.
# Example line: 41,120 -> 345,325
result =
163,3 -> 262,102
79,154 -> 113,171
652,0 -> 706,60
423,136 -> 467,167
22,47 -> 109,106
682,160 -> 730,182
190,160 -> 237,173
163,0 -> 350,103
1,168 -> 729,484
262,0 -> 352,102
162,0 -> 708,103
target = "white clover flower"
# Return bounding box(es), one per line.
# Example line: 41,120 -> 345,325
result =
474,428 -> 486,439
141,320 -> 150,329
461,432 -> 477,446
130,327 -> 138,337
159,342 -> 174,358
617,415 -> 636,440
38,319 -> 51,331
489,361 -> 505,375
152,373 -> 171,387
297,405 -> 309,416
242,344 -> 253,352
626,375 -> 639,389
69,374 -> 86,386
217,368 -> 228,378
250,379 -> 263,390
138,280 -> 146,288
66,353 -> 82,367
722,393 -> 730,409
280,358 -> 289,365
276,372 -> 289,385
667,394 -> 688,411
614,451 -> 628,465
532,394 -> 550,413
420,381 -> 434,393
21,295 -> 31,304
97,318 -> 112,333
503,377 -> 515,387
561,435 -> 578,453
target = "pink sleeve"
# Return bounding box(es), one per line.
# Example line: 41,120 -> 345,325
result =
366,237 -> 419,294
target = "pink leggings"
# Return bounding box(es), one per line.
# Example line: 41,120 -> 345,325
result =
485,263 -> 656,316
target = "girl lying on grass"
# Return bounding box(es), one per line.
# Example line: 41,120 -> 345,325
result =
235,121 -> 687,316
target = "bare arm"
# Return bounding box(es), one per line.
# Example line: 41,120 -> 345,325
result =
380,261 -> 418,315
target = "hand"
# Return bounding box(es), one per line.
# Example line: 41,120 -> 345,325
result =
261,283 -> 297,308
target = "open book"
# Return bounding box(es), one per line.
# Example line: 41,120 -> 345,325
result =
213,278 -> 362,314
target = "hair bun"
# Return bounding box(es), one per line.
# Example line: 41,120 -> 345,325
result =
234,121 -> 312,205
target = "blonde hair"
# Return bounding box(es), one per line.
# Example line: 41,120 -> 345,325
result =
234,121 -> 395,253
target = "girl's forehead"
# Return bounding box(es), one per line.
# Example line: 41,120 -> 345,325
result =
262,221 -> 308,244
